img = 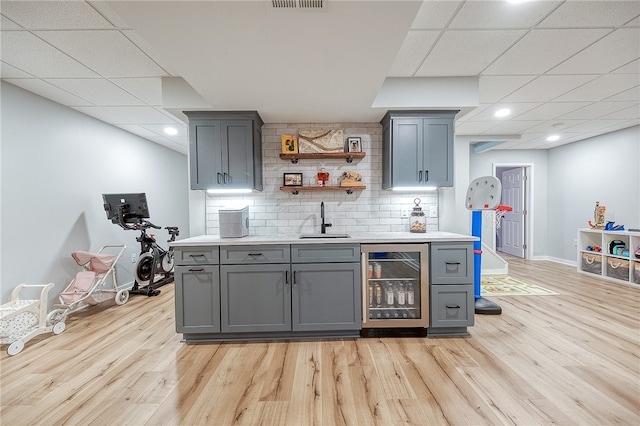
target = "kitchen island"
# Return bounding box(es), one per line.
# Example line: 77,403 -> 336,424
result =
170,232 -> 477,342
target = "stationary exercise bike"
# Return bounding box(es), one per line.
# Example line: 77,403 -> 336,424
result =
131,220 -> 179,296
102,193 -> 179,297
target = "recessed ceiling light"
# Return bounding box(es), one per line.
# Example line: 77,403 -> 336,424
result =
547,134 -> 560,142
494,108 -> 511,118
164,127 -> 178,136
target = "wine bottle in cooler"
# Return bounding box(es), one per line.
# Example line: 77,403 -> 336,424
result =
385,281 -> 394,307
406,282 -> 415,306
396,282 -> 406,306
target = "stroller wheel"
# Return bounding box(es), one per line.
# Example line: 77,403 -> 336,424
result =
135,253 -> 155,286
52,322 -> 66,335
7,340 -> 24,356
115,289 -> 130,305
46,309 -> 65,326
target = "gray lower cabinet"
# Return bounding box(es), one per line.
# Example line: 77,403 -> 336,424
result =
174,247 -> 221,334
219,243 -> 361,338
428,242 -> 474,336
220,263 -> 291,333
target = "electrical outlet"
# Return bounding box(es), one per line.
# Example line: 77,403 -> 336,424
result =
573,239 -> 578,247
401,207 -> 409,218
131,253 -> 137,263
429,206 -> 438,218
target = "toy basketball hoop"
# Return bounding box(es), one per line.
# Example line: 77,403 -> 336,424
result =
465,176 -> 503,315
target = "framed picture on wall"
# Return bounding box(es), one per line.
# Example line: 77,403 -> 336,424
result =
347,137 -> 361,153
283,172 -> 303,186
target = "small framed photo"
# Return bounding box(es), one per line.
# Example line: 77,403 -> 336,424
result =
283,172 -> 303,186
347,137 -> 361,153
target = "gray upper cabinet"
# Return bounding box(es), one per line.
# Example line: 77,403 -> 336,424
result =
381,111 -> 457,188
185,111 -> 264,191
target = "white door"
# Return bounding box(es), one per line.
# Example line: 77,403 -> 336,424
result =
499,168 -> 526,258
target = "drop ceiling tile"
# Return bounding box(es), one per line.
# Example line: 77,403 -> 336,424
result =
454,120 -> 500,135
388,31 -> 440,76
0,62 -> 32,78
562,119 -> 630,133
34,30 -> 168,78
411,1 -> 462,29
4,78 -> 92,106
449,1 -> 561,29
455,104 -> 490,122
604,86 -> 640,102
103,106 -> 180,125
612,58 -> 640,74
44,78 -> 144,105
111,77 -> 162,106
1,31 -> 98,78
416,30 -> 526,76
478,75 -> 536,103
600,105 -> 640,120
626,16 -> 640,26
470,103 -> 541,121
525,120 -> 588,134
538,1 -> 640,28
502,75 -> 599,103
558,101 -> 638,120
549,28 -> 640,75
484,29 -> 610,75
73,106 -> 133,124
0,1 -> 113,29
554,74 -> 639,102
515,102 -> 591,121
1,15 -> 22,29
486,120 -> 540,134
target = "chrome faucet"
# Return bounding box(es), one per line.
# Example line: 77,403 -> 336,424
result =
321,201 -> 332,234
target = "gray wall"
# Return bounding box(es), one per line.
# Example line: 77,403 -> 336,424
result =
546,126 -> 640,262
1,82 -> 190,306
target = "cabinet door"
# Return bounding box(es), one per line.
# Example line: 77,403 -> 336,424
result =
422,118 -> 453,187
220,264 -> 291,333
190,121 -> 224,190
292,263 -> 361,332
391,118 -> 422,187
430,284 -> 474,328
222,120 -> 254,189
175,265 -> 220,333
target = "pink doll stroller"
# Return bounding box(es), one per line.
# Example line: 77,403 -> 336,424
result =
47,245 -> 127,329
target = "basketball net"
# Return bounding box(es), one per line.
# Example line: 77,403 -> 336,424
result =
483,205 -> 513,229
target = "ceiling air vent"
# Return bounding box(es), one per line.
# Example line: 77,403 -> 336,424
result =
270,0 -> 325,9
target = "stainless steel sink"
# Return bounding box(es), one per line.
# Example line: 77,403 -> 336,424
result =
299,233 -> 351,239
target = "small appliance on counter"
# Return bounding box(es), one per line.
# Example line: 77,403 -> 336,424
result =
219,206 -> 249,238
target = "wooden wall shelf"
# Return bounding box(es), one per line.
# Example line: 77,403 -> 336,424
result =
279,185 -> 366,195
279,152 -> 365,164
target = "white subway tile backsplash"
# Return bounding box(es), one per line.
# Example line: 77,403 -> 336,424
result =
204,122 -> 439,235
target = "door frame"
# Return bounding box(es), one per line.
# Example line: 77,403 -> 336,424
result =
491,163 -> 534,260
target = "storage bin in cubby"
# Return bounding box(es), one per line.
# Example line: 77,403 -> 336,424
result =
606,257 -> 629,281
581,252 -> 602,275
634,263 -> 640,284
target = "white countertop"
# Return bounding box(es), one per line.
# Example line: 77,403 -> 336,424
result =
170,231 -> 478,247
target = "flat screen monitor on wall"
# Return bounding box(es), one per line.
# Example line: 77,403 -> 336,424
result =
102,193 -> 150,225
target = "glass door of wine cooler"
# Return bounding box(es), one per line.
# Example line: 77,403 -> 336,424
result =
361,244 -> 429,328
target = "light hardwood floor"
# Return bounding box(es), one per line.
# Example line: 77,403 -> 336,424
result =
1,257 -> 639,425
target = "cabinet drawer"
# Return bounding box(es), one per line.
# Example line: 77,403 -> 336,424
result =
430,243 -> 473,284
291,244 -> 360,263
174,247 -> 219,265
220,245 -> 290,264
430,285 -> 474,328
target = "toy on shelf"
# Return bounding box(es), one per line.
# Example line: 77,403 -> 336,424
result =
586,245 -> 602,252
588,201 -> 607,229
604,221 -> 625,231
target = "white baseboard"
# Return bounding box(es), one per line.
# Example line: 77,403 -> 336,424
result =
532,255 -> 577,267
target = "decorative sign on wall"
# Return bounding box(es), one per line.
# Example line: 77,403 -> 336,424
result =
298,129 -> 344,153
281,134 -> 298,153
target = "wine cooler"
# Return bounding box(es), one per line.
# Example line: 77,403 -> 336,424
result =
361,244 -> 429,328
